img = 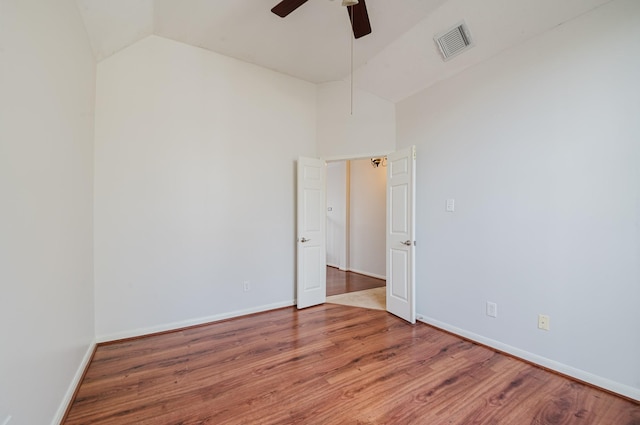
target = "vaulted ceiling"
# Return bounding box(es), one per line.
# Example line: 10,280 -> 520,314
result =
75,0 -> 613,102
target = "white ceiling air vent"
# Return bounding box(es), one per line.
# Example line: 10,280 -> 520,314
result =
434,22 -> 473,61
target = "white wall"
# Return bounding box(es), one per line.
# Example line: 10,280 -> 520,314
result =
0,0 -> 96,424
317,81 -> 396,159
396,0 -> 640,399
94,36 -> 317,340
326,161 -> 348,269
349,159 -> 386,279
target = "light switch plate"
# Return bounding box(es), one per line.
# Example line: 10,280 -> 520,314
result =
446,199 -> 455,212
486,301 -> 497,318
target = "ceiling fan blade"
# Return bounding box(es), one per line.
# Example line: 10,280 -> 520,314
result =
271,0 -> 309,18
347,0 -> 372,39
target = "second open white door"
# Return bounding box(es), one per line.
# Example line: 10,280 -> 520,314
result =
386,146 -> 416,324
296,157 -> 327,309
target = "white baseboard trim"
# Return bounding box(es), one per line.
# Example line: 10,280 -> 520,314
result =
347,268 -> 386,281
96,300 -> 296,343
327,263 -> 348,271
416,314 -> 640,402
52,341 -> 96,425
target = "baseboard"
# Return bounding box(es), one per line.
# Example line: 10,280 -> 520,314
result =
327,263 -> 348,271
347,268 -> 386,281
96,300 -> 296,343
52,341 -> 96,425
416,314 -> 640,402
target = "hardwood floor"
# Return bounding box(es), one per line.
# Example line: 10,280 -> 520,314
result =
327,266 -> 385,296
64,304 -> 639,425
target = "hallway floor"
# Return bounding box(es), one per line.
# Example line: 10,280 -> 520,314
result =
326,266 -> 385,296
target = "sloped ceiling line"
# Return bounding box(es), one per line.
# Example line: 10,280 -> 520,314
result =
75,0 -> 613,103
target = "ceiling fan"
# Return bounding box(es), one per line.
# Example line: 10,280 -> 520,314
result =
271,0 -> 372,39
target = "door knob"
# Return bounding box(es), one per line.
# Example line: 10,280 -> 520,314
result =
300,237 -> 311,243
401,240 -> 412,246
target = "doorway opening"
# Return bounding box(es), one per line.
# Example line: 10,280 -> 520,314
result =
297,146 -> 415,322
325,158 -> 386,309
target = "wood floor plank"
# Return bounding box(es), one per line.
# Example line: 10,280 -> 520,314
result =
64,304 -> 640,425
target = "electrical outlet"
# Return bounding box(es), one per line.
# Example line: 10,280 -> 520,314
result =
538,314 -> 550,331
2,415 -> 12,425
486,301 -> 497,318
243,281 -> 250,292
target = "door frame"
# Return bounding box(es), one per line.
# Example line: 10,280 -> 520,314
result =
301,150 -> 416,322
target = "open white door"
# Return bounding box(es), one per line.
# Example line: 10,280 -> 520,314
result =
386,146 -> 416,323
296,157 -> 327,309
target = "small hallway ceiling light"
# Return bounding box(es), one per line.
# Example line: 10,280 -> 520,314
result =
342,0 -> 359,6
371,157 -> 387,168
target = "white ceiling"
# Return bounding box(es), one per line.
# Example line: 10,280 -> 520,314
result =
75,0 -> 613,102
